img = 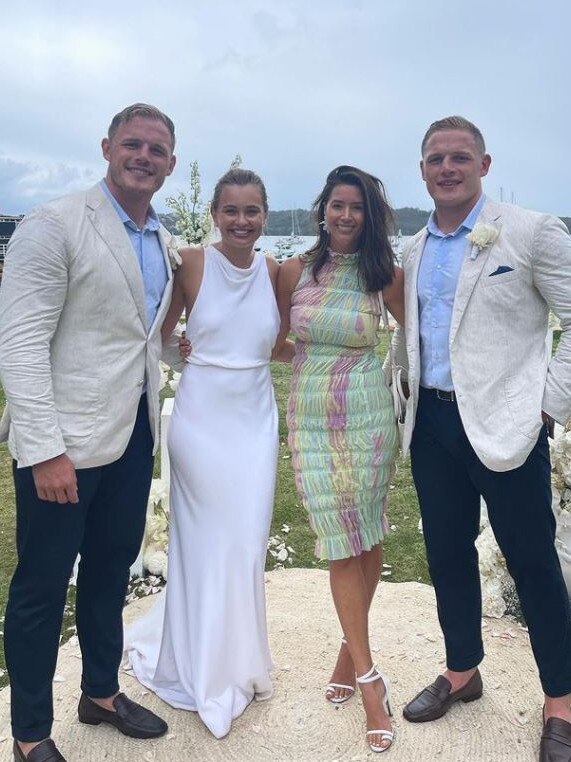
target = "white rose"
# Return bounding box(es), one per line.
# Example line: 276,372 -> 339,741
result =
144,548 -> 168,578
163,234 -> 182,271
481,577 -> 507,618
148,478 -> 169,510
145,513 -> 168,540
169,371 -> 182,392
466,223 -> 500,260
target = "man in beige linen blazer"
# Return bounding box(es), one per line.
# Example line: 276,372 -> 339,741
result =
0,104 -> 178,762
394,116 -> 571,762
0,181 -> 171,469
395,199 -> 571,472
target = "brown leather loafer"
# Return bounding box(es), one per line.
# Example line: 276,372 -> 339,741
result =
403,669 -> 483,722
13,739 -> 66,762
78,692 -> 168,739
540,717 -> 571,762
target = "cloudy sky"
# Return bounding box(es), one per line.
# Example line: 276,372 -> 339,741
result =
2,0 -> 569,218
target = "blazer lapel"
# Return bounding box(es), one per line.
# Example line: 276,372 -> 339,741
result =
449,202 -> 502,345
148,225 -> 175,336
404,229 -> 426,335
86,185 -> 148,329
403,229 -> 427,380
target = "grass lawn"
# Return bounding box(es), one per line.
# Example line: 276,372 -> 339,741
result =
0,339 -> 428,687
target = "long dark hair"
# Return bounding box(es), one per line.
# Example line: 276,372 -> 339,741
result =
304,165 -> 395,292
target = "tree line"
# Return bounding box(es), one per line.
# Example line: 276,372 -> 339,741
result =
158,159 -> 571,242
160,206 -> 432,238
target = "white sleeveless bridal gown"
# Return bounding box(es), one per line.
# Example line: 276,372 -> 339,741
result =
124,245 -> 280,738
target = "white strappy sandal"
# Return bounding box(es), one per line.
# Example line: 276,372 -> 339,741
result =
356,665 -> 394,753
325,637 -> 355,705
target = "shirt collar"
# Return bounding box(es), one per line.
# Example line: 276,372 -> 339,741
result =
427,194 -> 486,238
99,179 -> 160,232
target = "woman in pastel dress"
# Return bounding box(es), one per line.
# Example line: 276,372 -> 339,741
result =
274,165 -> 404,754
124,169 -> 292,738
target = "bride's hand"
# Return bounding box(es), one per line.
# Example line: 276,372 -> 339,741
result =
178,331 -> 191,359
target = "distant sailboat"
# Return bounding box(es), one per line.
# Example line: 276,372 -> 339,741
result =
274,208 -> 303,260
288,209 -> 303,246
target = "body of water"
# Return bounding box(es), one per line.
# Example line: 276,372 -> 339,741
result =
257,234 -> 410,262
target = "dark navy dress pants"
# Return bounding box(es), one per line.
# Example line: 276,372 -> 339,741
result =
410,386 -> 571,697
4,395 -> 154,741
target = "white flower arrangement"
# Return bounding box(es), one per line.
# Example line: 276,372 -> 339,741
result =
169,370 -> 182,392
158,361 -> 182,393
142,477 -> 170,580
476,521 -> 515,618
551,431 -> 571,490
550,430 -> 571,595
143,549 -> 168,578
466,222 -> 500,260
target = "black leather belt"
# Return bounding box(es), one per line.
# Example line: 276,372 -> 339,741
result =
421,386 -> 456,402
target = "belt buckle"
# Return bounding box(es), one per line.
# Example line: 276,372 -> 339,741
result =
436,389 -> 455,402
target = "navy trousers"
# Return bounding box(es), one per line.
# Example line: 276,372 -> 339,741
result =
4,395 -> 154,742
410,386 -> 571,697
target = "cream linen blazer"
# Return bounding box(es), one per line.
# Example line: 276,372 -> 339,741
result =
393,198 -> 571,472
0,184 -> 174,468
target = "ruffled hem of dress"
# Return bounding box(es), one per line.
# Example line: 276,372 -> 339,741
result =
314,510 -> 390,561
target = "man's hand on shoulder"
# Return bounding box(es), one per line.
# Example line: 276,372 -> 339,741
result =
32,453 -> 78,504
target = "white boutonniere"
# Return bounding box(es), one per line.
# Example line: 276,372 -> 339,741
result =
466,223 -> 500,261
164,234 -> 182,271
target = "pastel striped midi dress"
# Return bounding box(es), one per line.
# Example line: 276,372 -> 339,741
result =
287,254 -> 397,560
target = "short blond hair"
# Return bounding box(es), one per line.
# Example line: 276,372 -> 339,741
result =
107,103 -> 175,150
421,116 -> 486,156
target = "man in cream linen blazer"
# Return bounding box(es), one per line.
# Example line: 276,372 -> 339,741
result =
0,104 -> 179,762
395,116 -> 571,762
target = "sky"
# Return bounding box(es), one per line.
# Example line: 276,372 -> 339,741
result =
2,0 -> 570,218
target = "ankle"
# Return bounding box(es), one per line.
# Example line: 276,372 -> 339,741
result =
444,667 -> 477,692
89,693 -> 118,712
544,695 -> 571,722
356,664 -> 378,683
17,739 -> 46,757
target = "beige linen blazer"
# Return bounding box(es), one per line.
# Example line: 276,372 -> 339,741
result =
0,184 -> 174,468
393,198 -> 571,472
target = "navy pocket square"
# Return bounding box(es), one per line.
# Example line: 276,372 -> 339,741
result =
489,265 -> 514,277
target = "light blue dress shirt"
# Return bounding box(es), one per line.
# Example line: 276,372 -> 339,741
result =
417,195 -> 486,390
100,180 -> 168,331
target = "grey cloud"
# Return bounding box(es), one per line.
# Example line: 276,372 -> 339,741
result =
0,156 -> 99,214
1,0 -> 570,215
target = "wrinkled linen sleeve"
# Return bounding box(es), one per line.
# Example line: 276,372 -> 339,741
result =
0,208 -> 69,466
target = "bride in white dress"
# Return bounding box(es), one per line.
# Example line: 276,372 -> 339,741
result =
124,169 -> 291,739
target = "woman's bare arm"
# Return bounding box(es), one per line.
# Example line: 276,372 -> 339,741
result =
161,246 -> 205,341
382,265 -> 404,326
271,256 -> 303,360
